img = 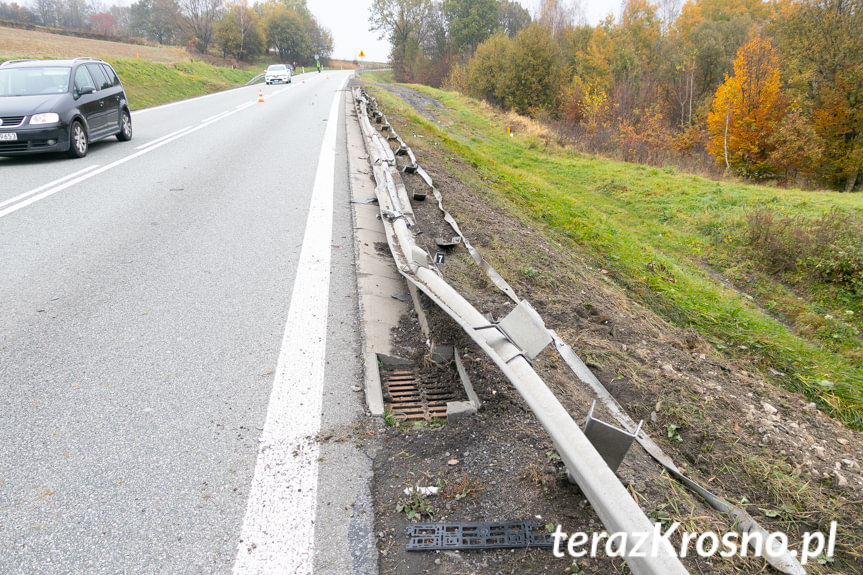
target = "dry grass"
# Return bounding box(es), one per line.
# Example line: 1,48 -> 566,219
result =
0,25 -> 186,62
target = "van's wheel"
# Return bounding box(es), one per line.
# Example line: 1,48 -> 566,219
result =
66,120 -> 88,158
117,109 -> 133,141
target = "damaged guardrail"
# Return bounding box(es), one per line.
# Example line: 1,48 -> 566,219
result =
353,86 -> 806,575
352,88 -> 690,575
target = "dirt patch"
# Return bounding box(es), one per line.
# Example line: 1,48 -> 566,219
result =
368,83 -> 444,125
361,83 -> 863,574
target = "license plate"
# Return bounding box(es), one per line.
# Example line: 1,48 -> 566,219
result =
0,132 -> 17,141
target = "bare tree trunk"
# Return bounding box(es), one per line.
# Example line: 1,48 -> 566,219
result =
845,170 -> 858,192
723,111 -> 731,169
688,71 -> 693,125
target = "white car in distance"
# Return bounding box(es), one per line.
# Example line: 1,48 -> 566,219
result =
265,64 -> 292,85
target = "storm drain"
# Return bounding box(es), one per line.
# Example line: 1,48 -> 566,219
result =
383,370 -> 455,421
406,521 -> 554,551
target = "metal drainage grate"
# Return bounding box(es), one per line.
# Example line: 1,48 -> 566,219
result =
383,370 -> 454,421
407,521 -> 554,551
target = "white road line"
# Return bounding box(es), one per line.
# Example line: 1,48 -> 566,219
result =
135,126 -> 193,150
0,99 -> 258,220
0,165 -> 100,210
232,74 -> 349,575
130,84 -> 251,116
202,111 -> 231,123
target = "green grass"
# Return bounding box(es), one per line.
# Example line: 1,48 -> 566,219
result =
367,83 -> 863,429
0,51 -> 258,110
358,69 -> 395,84
107,59 -> 258,109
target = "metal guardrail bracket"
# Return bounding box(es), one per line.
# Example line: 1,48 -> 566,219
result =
435,236 -> 461,248
472,301 -> 551,362
583,401 -> 643,472
411,245 -> 431,269
497,300 -> 552,361
454,348 -> 482,410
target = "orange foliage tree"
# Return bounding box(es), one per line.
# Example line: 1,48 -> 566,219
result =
706,36 -> 785,178
773,0 -> 863,191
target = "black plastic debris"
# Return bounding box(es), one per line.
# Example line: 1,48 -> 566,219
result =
406,521 -> 554,551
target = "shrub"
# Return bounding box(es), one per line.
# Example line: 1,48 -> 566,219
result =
742,207 -> 863,295
462,33 -> 511,106
502,23 -> 565,118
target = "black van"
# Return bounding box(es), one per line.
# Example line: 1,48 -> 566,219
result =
0,57 -> 132,158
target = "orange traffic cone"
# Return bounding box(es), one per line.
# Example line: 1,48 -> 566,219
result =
258,89 -> 264,103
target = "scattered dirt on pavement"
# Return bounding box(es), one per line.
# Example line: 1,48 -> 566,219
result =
360,82 -> 863,574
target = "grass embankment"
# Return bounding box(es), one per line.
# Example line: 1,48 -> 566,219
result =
0,55 -> 258,110
1,25 -> 259,110
367,82 -> 863,430
108,60 -> 257,109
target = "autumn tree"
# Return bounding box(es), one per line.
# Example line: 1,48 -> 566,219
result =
499,0 -> 530,37
33,0 -> 61,27
503,23 -> 565,117
707,36 -> 785,178
178,0 -> 224,52
398,2 -> 451,86
460,33 -> 511,105
537,0 -> 577,37
90,12 -> 117,34
767,105 -> 824,182
662,36 -> 697,127
419,2 -> 448,60
774,0 -> 863,191
308,21 -> 333,63
568,18 -> 613,95
0,2 -> 38,23
130,0 -> 181,44
609,0 -> 662,121
369,0 -> 433,81
59,0 -> 91,29
378,0 -> 853,190
255,0 -> 329,65
214,1 -> 263,61
442,0 -> 500,55
672,0 -> 772,118
655,0 -> 681,32
109,5 -> 132,36
262,4 -> 309,63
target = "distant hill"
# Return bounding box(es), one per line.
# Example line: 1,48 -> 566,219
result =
0,23 -> 186,63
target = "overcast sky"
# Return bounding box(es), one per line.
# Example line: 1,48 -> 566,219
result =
20,0 -> 616,63
307,0 -> 619,62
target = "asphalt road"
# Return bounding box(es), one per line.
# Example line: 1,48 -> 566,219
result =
0,71 -> 373,574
